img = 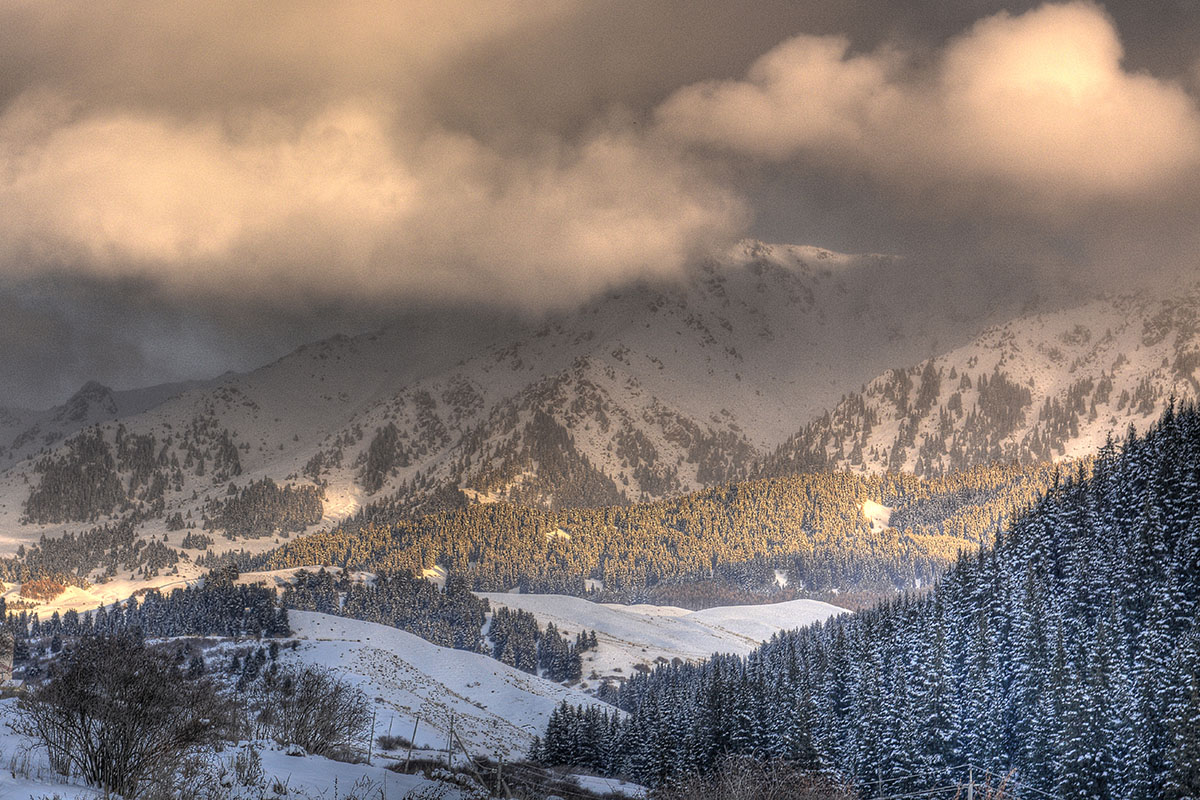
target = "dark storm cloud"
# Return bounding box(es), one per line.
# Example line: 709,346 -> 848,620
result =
0,271 -> 528,410
0,0 -> 1197,406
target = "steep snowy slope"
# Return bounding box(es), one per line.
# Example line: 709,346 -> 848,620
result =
763,284 -> 1200,477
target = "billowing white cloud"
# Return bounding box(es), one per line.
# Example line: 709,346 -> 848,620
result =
654,35 -> 903,161
0,95 -> 744,305
657,2 -> 1200,204
0,0 -> 754,307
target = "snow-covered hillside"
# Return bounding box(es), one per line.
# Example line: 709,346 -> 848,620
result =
0,593 -> 830,798
0,240 -> 1022,563
763,285 -> 1200,477
480,593 -> 844,684
0,604 -> 662,799
281,611 -> 600,759
0,606 -> 648,799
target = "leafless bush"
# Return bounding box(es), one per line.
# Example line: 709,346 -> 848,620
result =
232,743 -> 265,787
651,755 -> 857,800
16,634 -> 238,799
255,664 -> 370,759
377,733 -> 412,750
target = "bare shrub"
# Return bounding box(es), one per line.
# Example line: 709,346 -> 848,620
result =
377,733 -> 412,751
651,755 -> 856,800
232,743 -> 264,787
255,664 -> 370,759
16,634 -> 238,799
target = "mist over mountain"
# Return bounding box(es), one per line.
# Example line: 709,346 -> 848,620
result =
0,240 -> 1195,569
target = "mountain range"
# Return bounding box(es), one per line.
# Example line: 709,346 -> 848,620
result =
0,241 -> 1195,565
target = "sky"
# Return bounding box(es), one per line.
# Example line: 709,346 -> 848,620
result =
1,0 -> 1198,408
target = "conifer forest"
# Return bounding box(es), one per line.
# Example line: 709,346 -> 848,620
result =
538,407 -> 1200,799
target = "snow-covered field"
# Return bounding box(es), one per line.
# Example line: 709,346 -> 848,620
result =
479,593 -> 845,684
282,611 -> 599,760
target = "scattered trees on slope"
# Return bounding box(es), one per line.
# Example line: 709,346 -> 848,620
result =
204,478 -> 323,540
24,428 -> 126,524
251,461 -> 1063,601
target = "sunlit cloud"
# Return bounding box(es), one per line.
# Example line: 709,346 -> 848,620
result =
0,95 -> 743,305
657,2 -> 1200,205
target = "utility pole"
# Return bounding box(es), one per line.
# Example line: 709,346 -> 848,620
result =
367,707 -> 377,765
451,726 -> 489,793
405,714 -> 421,772
968,765 -> 974,800
446,712 -> 456,769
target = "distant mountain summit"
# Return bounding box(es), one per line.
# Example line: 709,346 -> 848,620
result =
55,381 -> 118,424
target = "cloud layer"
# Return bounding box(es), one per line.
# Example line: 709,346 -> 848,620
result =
0,98 -> 743,305
0,0 -> 1198,405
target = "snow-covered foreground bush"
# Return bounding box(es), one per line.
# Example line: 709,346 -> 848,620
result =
0,633 -> 477,799
15,633 -> 238,798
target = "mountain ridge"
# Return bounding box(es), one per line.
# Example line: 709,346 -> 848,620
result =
1,242 -> 1192,569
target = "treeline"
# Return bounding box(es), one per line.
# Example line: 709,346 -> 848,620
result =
244,460 -> 1063,600
487,607 -> 597,681
540,405 -> 1200,799
2,571 -> 289,672
280,568 -> 486,651
0,517 -> 180,583
489,606 -> 542,672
